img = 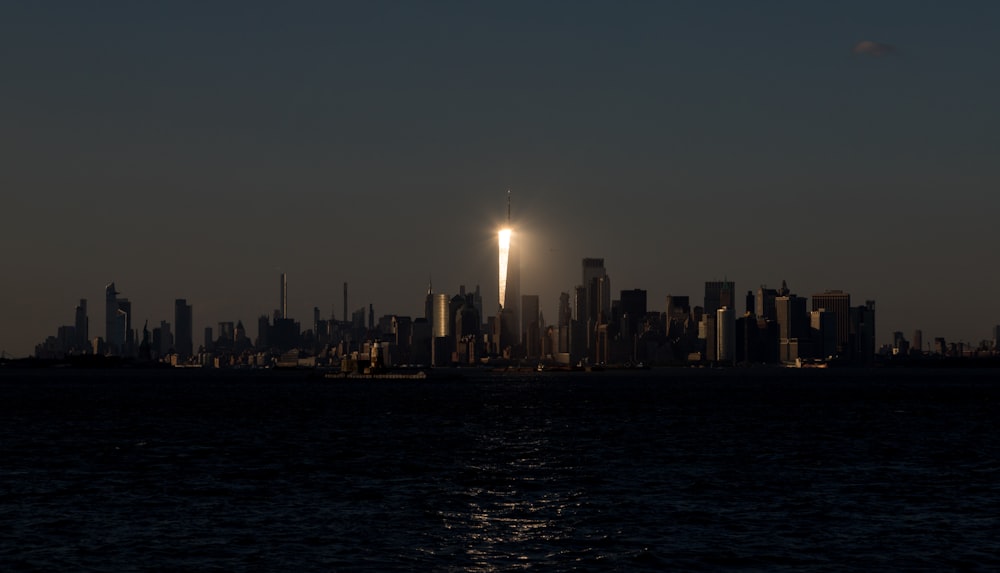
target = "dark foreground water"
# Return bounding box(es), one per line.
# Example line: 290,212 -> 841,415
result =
1,368 -> 999,572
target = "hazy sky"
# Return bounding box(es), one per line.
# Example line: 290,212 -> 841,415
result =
2,1 -> 998,357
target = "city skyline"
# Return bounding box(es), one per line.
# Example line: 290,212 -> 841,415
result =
2,2 -> 999,357
20,259 -> 999,362
7,189 -> 1000,358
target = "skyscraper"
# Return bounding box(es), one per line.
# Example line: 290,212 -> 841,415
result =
812,290 -> 851,354
155,320 -> 173,357
74,299 -> 88,351
851,300 -> 876,362
620,289 -> 646,341
280,273 -> 288,319
424,280 -> 434,323
557,292 -> 571,355
174,299 -> 193,359
104,283 -> 127,356
117,298 -> 133,357
498,191 -> 520,350
570,285 -> 588,363
716,306 -> 735,364
581,257 -> 610,326
432,292 -> 451,366
776,294 -> 808,363
432,293 -> 450,339
811,309 -> 837,359
755,286 -> 777,321
704,280 -> 735,316
521,294 -> 540,359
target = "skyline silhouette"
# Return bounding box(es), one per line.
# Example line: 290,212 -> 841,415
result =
2,2 -> 999,357
20,260 -> 999,364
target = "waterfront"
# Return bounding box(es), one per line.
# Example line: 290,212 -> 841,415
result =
1,368 -> 998,571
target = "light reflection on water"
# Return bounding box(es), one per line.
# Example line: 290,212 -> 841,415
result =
443,421 -> 582,572
3,371 -> 999,572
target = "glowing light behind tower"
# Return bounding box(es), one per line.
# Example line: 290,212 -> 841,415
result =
498,228 -> 511,309
497,190 -> 520,348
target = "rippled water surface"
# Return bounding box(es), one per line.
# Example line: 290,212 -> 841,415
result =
2,368 -> 999,571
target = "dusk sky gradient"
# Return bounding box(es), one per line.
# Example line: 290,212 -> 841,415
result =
2,1 -> 998,357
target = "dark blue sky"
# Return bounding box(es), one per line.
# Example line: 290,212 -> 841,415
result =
2,1 -> 998,356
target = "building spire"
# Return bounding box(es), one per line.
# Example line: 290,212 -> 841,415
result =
507,189 -> 511,223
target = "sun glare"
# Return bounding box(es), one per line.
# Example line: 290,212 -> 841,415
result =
498,228 -> 512,308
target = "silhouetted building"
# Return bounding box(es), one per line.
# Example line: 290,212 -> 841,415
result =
704,280 -> 735,316
56,326 -> 75,356
568,285 -> 588,362
755,286 -> 778,322
557,292 -> 571,354
716,306 -> 735,364
620,289 -> 647,336
812,290 -> 851,355
174,299 -> 193,360
351,307 -> 366,331
74,299 -> 88,352
218,322 -> 234,346
455,295 -> 480,364
269,317 -> 301,353
280,273 -> 288,319
850,300 -> 876,362
700,313 -> 716,363
776,294 -> 809,363
810,309 -> 836,359
756,319 -> 780,364
104,283 -> 126,356
119,299 -> 134,357
735,316 -> 763,364
256,315 -> 269,350
582,259 -> 610,329
664,295 -> 690,323
776,295 -> 808,340
410,318 -> 431,364
153,320 -> 173,358
590,275 -> 612,362
521,294 -> 540,359
455,299 -> 479,341
423,281 -> 434,323
388,315 -> 411,360
892,331 -> 909,356
458,285 -> 484,333
234,320 -> 251,353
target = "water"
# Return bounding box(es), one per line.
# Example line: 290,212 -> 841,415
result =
1,368 -> 999,571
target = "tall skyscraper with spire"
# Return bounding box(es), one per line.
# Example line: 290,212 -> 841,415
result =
497,191 -> 520,352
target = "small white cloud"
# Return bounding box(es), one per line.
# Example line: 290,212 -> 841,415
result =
852,40 -> 895,57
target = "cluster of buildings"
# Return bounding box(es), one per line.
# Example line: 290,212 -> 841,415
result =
30,267 -> 1000,368
30,196 -> 1000,368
